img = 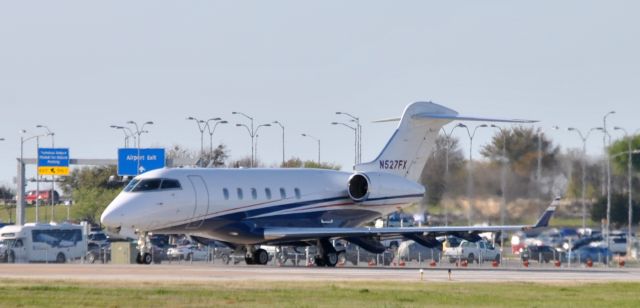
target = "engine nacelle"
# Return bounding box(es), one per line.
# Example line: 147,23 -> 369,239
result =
347,172 -> 425,203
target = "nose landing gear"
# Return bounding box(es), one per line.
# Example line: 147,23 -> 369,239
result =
136,231 -> 153,265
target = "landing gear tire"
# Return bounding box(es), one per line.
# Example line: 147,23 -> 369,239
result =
324,252 -> 338,267
136,253 -> 144,264
253,249 -> 269,265
143,253 -> 153,265
245,255 -> 255,265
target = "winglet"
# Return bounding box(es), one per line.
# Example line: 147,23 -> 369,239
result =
532,197 -> 560,228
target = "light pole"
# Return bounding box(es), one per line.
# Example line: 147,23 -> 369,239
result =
253,123 -> 272,164
301,133 -> 321,165
440,123 -> 465,226
187,117 -> 211,165
127,121 -> 154,174
36,125 -> 56,222
458,123 -> 487,225
613,127 -> 638,256
568,127 -> 602,230
331,122 -> 357,167
110,125 -> 133,147
490,125 -> 509,236
205,119 -> 227,166
602,110 -> 615,251
20,130 -> 47,223
273,121 -> 285,167
336,112 -> 361,164
232,111 -> 255,167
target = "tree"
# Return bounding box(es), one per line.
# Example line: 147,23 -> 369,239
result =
481,126 -> 559,177
591,193 -> 640,227
609,135 -> 640,175
419,135 -> 464,205
201,144 -> 229,167
59,166 -> 120,225
1,185 -> 16,223
481,126 -> 560,198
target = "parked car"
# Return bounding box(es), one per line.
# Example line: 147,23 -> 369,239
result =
24,190 -> 59,205
565,246 -> 612,264
167,244 -> 209,261
87,231 -> 109,250
444,239 -> 500,263
397,240 -> 441,262
209,241 -> 237,264
520,245 -> 560,263
86,244 -> 111,264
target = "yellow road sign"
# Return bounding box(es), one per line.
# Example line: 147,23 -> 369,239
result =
38,166 -> 69,176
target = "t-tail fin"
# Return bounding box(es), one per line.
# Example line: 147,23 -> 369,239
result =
356,101 -> 535,182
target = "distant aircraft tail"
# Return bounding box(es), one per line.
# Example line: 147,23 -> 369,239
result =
355,101 -> 534,182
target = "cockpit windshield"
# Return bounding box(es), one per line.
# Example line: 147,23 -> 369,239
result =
124,178 -> 182,192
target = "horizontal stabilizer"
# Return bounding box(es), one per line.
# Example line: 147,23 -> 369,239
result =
412,113 -> 537,123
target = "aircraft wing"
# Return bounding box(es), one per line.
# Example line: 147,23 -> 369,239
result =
264,200 -> 557,242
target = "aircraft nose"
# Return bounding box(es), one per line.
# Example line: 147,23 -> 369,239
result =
100,206 -> 121,228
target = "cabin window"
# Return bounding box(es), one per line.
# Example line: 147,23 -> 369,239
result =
251,188 -> 258,200
160,179 -> 181,190
265,188 -> 272,200
222,188 -> 229,200
294,188 -> 301,199
124,179 -> 140,192
279,188 -> 287,199
237,188 -> 243,200
131,179 -> 162,192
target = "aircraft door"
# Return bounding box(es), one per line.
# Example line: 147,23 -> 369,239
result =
186,175 -> 210,229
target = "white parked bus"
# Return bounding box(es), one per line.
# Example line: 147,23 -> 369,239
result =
0,222 -> 88,263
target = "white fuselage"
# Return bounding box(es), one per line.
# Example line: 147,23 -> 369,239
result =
101,167 -> 424,245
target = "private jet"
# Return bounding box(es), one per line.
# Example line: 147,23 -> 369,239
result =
101,101 -> 556,266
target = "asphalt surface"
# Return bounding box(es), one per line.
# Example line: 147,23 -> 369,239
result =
1,263 -> 639,283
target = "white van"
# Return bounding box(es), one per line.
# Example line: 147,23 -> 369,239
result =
0,223 -> 88,263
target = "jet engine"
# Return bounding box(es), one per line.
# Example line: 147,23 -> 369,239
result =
347,172 -> 425,202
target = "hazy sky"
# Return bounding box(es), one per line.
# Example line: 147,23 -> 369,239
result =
1,1 -> 639,190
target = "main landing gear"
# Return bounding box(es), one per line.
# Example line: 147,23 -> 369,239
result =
244,246 -> 269,265
314,238 -> 339,267
136,231 -> 153,265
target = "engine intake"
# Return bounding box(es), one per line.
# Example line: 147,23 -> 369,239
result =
347,172 -> 425,203
348,173 -> 370,202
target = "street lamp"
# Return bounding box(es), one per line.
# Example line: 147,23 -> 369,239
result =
36,125 -> 56,222
301,133 -> 321,165
440,123 -> 465,226
273,121 -> 285,167
490,125 -> 509,235
458,123 -> 487,225
20,130 -> 47,223
253,123 -> 272,164
331,122 -> 357,167
205,119 -> 227,166
336,112 -> 361,164
232,111 -> 255,167
613,126 -> 638,256
126,121 -> 154,174
110,125 -> 134,148
602,110 -> 615,251
568,127 -> 602,230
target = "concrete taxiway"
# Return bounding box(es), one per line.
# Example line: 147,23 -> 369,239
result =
1,264 -> 639,283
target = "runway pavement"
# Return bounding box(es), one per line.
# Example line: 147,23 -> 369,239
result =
1,263 -> 639,283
